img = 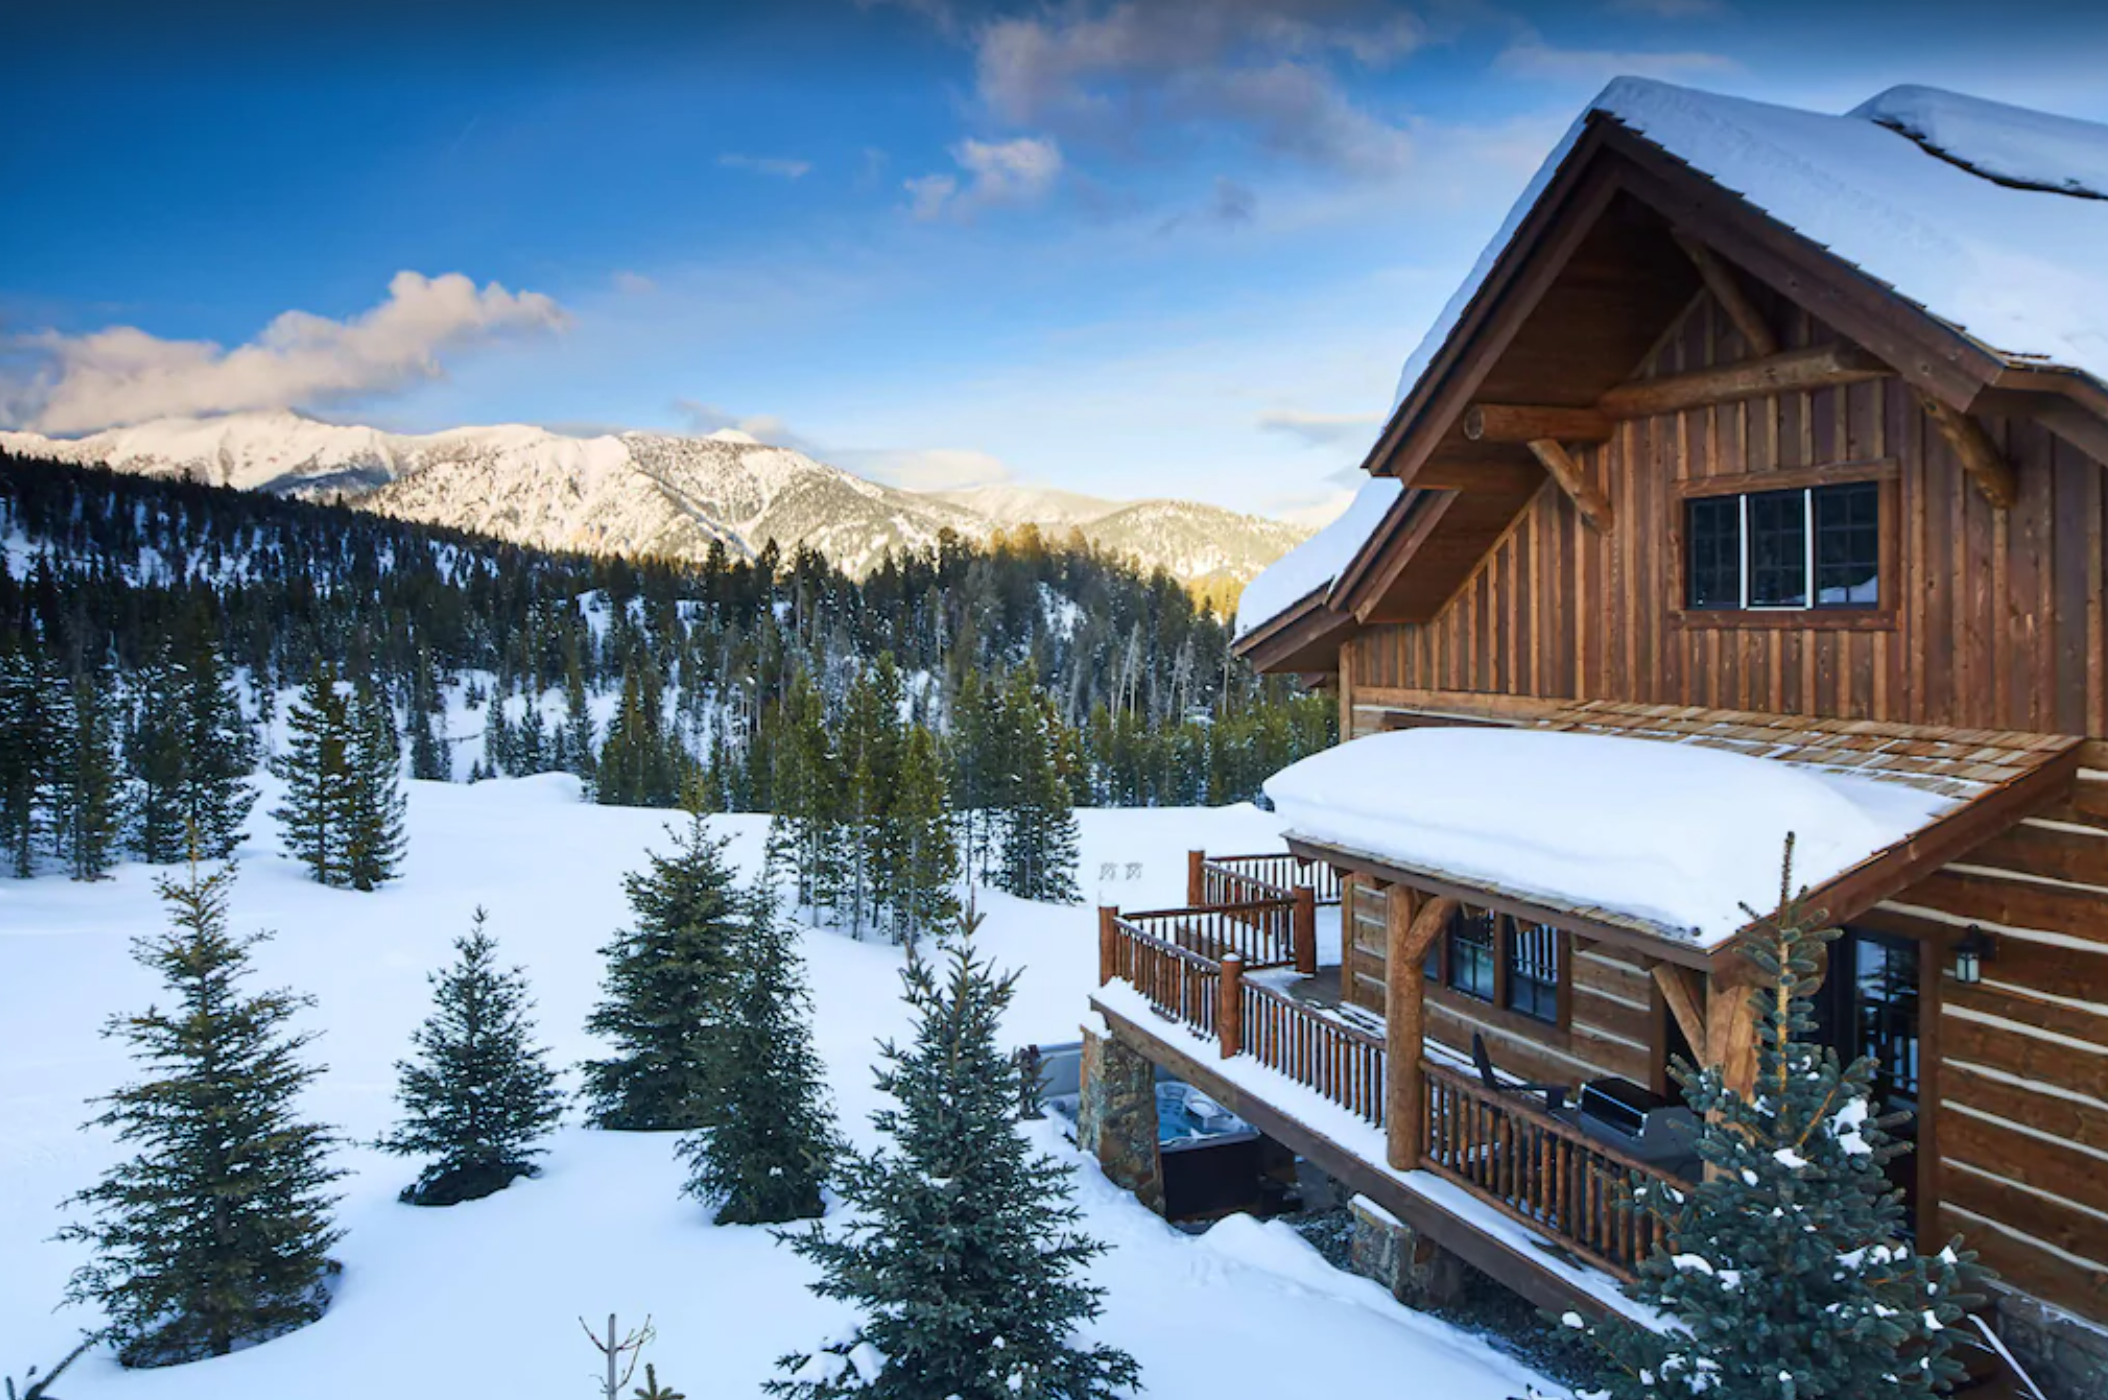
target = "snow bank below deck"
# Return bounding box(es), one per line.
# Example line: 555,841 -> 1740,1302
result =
1265,729 -> 1951,945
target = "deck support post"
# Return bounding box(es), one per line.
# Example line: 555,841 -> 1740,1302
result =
1338,873 -> 1360,1008
1292,886 -> 1319,976
1218,954 -> 1243,1059
1186,849 -> 1206,907
1385,891 -> 1457,1171
1098,905 -> 1120,987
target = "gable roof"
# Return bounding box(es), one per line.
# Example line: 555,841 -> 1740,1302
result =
1233,78 -> 2108,659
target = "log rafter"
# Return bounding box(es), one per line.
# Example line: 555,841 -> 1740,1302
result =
1526,439 -> 1615,535
1918,390 -> 2018,509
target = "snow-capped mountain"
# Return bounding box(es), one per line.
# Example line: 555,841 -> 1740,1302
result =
0,411 -> 1307,583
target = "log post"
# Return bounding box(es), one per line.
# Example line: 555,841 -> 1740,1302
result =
1338,873 -> 1360,1008
1292,885 -> 1318,976
1385,891 -> 1457,1171
1186,849 -> 1206,907
1218,953 -> 1244,1059
1098,905 -> 1120,987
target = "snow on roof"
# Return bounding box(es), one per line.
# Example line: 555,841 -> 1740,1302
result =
1264,728 -> 1952,947
1390,78 -> 2108,415
1234,476 -> 1402,639
1856,85 -> 2108,200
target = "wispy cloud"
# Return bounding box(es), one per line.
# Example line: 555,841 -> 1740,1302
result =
840,445 -> 1013,490
3,271 -> 566,433
1256,407 -> 1382,449
1497,29 -> 1737,83
1605,0 -> 1732,18
905,136 -> 1065,221
672,398 -> 814,452
718,153 -> 814,180
611,270 -> 656,295
966,1 -> 1421,178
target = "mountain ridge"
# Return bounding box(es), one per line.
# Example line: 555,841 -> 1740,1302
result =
0,411 -> 1306,584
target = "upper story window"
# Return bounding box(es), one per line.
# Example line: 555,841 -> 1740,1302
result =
1445,906 -> 1499,1002
1685,481 -> 1880,611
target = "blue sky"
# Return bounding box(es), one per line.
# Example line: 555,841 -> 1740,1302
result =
5,1 -> 2108,520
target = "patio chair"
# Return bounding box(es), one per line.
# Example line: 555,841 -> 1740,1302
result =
1472,1032 -> 1568,1113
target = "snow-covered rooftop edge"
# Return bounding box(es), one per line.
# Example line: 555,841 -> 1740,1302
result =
1233,477 -> 1401,639
1265,729 -> 1953,947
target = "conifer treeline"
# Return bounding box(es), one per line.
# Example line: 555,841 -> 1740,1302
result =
1,450 -> 1331,878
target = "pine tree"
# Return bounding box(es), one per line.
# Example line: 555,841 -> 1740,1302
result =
343,681 -> 407,891
126,655 -> 191,864
379,909 -> 566,1205
560,663 -> 597,788
270,662 -> 353,886
770,922 -> 1138,1400
993,679 -> 1080,905
879,725 -> 959,947
54,670 -> 125,880
58,859 -> 343,1367
0,647 -> 54,877
175,641 -> 258,859
581,817 -> 744,1130
677,885 -> 835,1225
1560,842 -> 1977,1400
408,650 -> 450,783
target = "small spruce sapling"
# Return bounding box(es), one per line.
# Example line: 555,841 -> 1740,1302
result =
379,909 -> 566,1205
769,906 -> 1139,1400
5,1338 -> 91,1400
1555,838 -> 1979,1400
58,857 -> 343,1367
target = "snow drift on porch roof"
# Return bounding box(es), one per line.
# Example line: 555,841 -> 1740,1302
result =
1264,729 -> 1953,948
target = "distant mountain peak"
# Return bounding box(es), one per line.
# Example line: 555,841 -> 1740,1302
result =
0,412 -> 1308,584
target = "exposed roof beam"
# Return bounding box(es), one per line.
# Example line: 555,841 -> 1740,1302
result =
1462,403 -> 1613,445
1918,391 -> 2019,509
1597,342 -> 1888,420
1672,230 -> 1778,358
1525,439 -> 1615,534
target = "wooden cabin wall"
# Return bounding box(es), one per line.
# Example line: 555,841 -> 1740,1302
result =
1864,755 -> 2108,1325
1352,881 -> 1661,1092
1343,292 -> 2108,737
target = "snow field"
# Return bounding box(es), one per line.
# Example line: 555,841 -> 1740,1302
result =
0,776 -> 1548,1398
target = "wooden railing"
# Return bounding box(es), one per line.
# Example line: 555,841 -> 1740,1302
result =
1233,972 -> 1387,1129
1099,911 -> 1220,1035
1195,851 -> 1344,906
1116,901 -> 1300,970
1419,1060 -> 1683,1281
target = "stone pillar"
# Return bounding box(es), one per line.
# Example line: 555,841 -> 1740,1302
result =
1348,1195 -> 1468,1310
1993,1288 -> 2108,1400
1077,1023 -> 1164,1215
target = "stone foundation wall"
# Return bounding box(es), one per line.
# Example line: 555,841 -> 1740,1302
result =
1348,1195 -> 1467,1309
1077,1024 -> 1163,1215
1993,1287 -> 2108,1400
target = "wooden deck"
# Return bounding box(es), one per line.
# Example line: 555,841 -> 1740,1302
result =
1095,864 -> 1689,1319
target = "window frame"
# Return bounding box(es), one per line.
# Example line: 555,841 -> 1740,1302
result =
1430,904 -> 1572,1032
1671,462 -> 1899,632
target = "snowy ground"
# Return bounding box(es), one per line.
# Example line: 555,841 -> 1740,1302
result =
1,776 -> 1551,1398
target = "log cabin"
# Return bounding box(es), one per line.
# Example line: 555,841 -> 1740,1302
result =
1081,79 -> 2108,1396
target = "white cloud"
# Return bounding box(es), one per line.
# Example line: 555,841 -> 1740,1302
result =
1256,407 -> 1382,448
841,446 -> 1013,490
1605,0 -> 1732,18
672,399 -> 810,451
611,270 -> 657,295
1497,31 -> 1737,83
969,1 -> 1420,177
905,136 -> 1064,220
6,271 -> 566,434
718,153 -> 814,180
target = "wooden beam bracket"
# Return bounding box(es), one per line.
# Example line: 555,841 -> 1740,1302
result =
1672,230 -> 1779,359
1918,391 -> 2018,509
1526,438 -> 1615,534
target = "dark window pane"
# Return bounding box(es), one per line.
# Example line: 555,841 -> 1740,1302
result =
1814,481 -> 1880,608
1504,918 -> 1561,1024
1747,488 -> 1808,607
1685,496 -> 1741,609
1446,906 -> 1497,1002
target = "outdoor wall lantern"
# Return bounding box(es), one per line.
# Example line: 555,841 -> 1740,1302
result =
1953,924 -> 1996,985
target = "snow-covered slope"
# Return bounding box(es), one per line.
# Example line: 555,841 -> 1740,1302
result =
0,413 -> 1308,584
0,781 -> 1547,1399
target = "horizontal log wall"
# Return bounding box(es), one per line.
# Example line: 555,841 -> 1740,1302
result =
1353,881 -> 1658,1090
1345,292 -> 2108,735
1868,756 -> 2108,1324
